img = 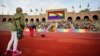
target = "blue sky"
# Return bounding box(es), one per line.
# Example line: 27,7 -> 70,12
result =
0,0 -> 100,15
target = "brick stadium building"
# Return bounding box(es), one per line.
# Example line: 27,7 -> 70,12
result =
0,9 -> 100,23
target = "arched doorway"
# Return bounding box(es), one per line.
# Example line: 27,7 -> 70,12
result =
42,18 -> 46,22
8,18 -> 12,22
25,18 -> 28,22
30,18 -> 34,22
36,18 -> 39,22
25,18 -> 28,26
76,16 -> 81,21
67,17 -> 72,22
84,16 -> 89,21
92,15 -> 98,21
2,18 -> 6,22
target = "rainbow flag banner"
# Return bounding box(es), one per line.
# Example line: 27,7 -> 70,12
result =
37,29 -> 47,32
37,28 -> 88,33
75,29 -> 86,33
48,11 -> 65,20
56,29 -> 62,32
56,29 -> 70,32
63,29 -> 70,32
37,29 -> 43,32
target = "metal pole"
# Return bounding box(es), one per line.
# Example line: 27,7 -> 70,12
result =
98,7 -> 100,22
1,4 -> 6,15
1,4 -> 6,18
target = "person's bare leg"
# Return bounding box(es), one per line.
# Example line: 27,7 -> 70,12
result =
4,31 -> 15,55
12,31 -> 22,56
13,31 -> 18,51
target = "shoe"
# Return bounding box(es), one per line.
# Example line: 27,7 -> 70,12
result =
4,50 -> 12,55
12,50 -> 22,56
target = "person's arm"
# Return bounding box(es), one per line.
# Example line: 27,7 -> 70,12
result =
47,23 -> 52,31
20,14 -> 25,29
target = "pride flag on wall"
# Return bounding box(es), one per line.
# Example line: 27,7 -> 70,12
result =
48,11 -> 65,20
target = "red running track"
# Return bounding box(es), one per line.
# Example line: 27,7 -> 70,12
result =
0,31 -> 100,56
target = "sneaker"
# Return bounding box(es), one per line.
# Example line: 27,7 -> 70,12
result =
4,50 -> 12,55
12,50 -> 22,56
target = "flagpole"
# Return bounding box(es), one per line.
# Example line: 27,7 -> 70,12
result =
98,7 -> 100,13
87,3 -> 90,20
87,3 -> 89,9
40,8 -> 42,15
30,8 -> 33,15
35,8 -> 38,15
72,6 -> 75,12
79,4 -> 82,20
98,7 -> 100,20
1,4 -> 6,14
79,5 -> 81,11
1,4 -> 6,19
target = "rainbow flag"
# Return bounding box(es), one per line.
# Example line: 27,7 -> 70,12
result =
75,29 -> 86,33
48,11 -> 65,20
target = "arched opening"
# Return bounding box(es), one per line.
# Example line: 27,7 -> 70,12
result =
92,15 -> 98,21
2,18 -> 6,22
25,18 -> 28,26
25,18 -> 28,22
30,18 -> 34,22
84,16 -> 89,21
36,18 -> 39,22
42,18 -> 46,22
76,16 -> 81,21
67,17 -> 72,22
8,18 -> 12,22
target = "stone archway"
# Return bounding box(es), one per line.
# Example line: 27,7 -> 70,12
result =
25,18 -> 28,22
2,18 -> 6,22
92,15 -> 98,21
30,18 -> 34,22
84,16 -> 89,21
36,18 -> 39,22
8,18 -> 12,22
42,18 -> 46,22
76,16 -> 81,21
67,17 -> 72,22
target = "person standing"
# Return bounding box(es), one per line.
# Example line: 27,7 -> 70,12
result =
28,21 -> 36,37
4,7 -> 25,56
